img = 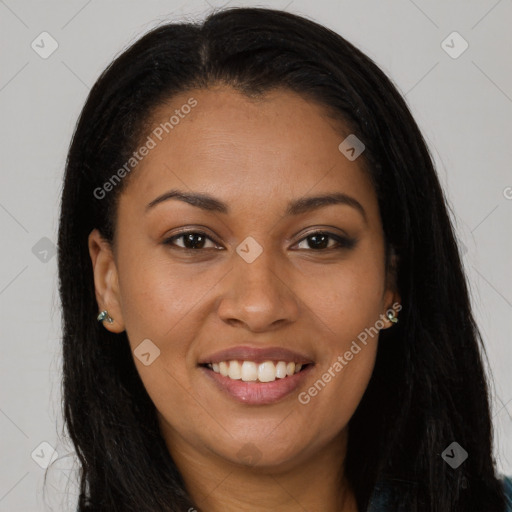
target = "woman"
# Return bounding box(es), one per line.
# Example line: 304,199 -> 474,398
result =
57,6 -> 512,511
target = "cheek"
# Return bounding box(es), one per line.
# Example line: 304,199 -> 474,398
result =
296,275 -> 383,444
294,342 -> 378,457
117,251 -> 216,347
294,249 -> 384,415
115,258 -> 206,430
115,252 -> 225,405
301,252 -> 386,340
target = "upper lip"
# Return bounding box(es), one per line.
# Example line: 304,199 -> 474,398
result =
198,345 -> 315,365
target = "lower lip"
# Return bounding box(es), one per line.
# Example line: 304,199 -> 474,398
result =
200,365 -> 314,405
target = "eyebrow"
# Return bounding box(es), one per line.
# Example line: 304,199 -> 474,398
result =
146,189 -> 367,222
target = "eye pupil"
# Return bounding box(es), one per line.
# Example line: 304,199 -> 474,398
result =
308,233 -> 329,249
184,233 -> 205,249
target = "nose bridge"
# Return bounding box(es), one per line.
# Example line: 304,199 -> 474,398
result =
237,245 -> 280,296
217,238 -> 299,330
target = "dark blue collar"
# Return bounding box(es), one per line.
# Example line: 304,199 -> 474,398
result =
367,475 -> 512,511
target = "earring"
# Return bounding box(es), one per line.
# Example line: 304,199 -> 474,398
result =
386,310 -> 398,324
97,310 -> 114,324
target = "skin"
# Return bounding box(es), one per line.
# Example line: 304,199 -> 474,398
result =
89,85 -> 400,511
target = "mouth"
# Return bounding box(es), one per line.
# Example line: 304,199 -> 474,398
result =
198,346 -> 315,405
201,360 -> 311,383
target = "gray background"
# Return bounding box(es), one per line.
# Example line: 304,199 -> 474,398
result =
0,0 -> 511,510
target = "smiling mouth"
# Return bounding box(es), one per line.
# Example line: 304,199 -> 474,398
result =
201,360 -> 311,383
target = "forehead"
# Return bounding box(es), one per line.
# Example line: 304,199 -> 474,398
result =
120,86 -> 378,219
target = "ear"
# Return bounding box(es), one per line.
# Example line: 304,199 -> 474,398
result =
382,245 -> 401,328
88,229 -> 125,333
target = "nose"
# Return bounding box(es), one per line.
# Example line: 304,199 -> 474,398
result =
217,247 -> 300,332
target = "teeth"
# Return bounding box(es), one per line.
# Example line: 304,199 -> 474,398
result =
241,361 -> 258,382
219,361 -> 229,377
208,360 -> 306,382
258,361 -> 276,382
228,360 -> 242,380
275,361 -> 287,379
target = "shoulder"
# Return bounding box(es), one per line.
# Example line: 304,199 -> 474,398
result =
368,475 -> 512,511
503,475 -> 512,512
367,480 -> 390,511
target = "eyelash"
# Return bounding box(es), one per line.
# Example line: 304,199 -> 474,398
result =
163,230 -> 357,252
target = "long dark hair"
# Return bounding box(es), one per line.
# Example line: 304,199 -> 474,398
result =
57,7 -> 507,511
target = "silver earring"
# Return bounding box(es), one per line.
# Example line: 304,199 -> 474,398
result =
97,310 -> 114,323
386,310 -> 398,324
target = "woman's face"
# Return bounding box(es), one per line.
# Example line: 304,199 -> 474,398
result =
89,85 -> 399,470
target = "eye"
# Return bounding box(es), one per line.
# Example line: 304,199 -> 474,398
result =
294,231 -> 357,251
163,229 -> 356,252
163,230 -> 221,250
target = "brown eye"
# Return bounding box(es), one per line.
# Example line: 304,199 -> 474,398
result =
164,231 -> 219,250
295,231 -> 357,251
